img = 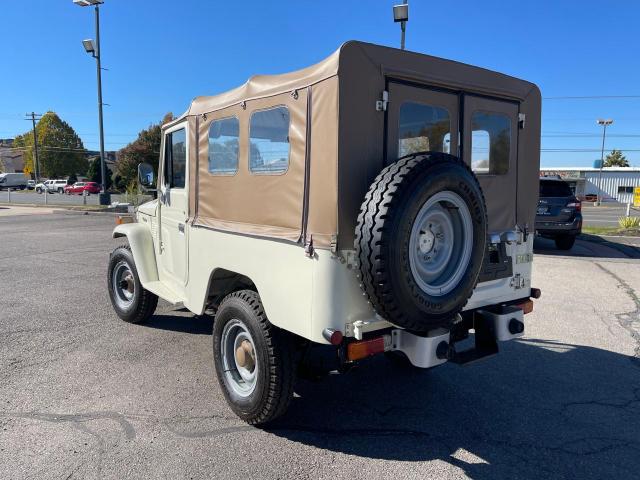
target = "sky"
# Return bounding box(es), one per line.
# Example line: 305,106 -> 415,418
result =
1,0 -> 639,168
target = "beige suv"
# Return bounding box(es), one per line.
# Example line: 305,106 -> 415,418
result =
107,41 -> 542,425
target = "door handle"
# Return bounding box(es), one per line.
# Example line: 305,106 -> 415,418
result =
178,223 -> 185,234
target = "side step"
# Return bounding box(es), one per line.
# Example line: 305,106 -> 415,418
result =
142,280 -> 184,306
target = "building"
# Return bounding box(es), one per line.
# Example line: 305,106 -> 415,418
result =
540,167 -> 640,204
0,139 -> 25,173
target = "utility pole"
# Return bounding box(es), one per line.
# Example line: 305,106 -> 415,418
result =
24,112 -> 42,181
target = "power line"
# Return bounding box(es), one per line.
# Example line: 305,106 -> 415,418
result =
543,95 -> 640,100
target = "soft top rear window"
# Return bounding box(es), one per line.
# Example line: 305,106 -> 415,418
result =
539,180 -> 573,197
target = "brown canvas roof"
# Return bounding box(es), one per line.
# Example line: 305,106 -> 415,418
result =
173,41 -> 541,250
175,41 -> 538,121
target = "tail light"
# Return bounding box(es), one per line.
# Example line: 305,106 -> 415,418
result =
566,201 -> 581,211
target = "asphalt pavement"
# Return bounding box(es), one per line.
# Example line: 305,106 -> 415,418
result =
582,203 -> 640,227
1,212 -> 639,479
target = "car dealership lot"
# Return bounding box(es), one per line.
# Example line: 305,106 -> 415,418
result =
1,214 -> 639,480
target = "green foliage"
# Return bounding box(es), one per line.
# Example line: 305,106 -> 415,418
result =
618,216 -> 640,229
86,157 -> 113,190
115,112 -> 173,190
68,173 -> 78,185
14,111 -> 88,178
604,149 -> 629,167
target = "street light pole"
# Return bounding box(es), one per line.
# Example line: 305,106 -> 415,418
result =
393,2 -> 409,50
596,118 -> 613,206
94,4 -> 107,196
75,0 -> 108,203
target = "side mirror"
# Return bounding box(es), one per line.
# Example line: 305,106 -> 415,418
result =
138,163 -> 156,190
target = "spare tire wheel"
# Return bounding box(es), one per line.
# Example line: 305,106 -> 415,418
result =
355,152 -> 487,333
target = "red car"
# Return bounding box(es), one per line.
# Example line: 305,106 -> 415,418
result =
64,181 -> 101,195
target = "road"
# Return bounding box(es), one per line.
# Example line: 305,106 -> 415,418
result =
582,203 -> 640,227
1,211 -> 639,479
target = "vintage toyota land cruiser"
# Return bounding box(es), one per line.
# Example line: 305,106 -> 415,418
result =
108,41 -> 542,425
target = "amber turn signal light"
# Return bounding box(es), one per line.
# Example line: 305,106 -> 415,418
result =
347,337 -> 386,361
115,215 -> 134,225
515,299 -> 534,315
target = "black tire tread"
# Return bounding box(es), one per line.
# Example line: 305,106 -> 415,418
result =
108,245 -> 158,324
216,289 -> 295,425
355,152 -> 487,332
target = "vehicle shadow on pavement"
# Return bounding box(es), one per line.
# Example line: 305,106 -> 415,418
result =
141,313 -> 213,335
268,338 -> 640,480
534,235 -> 639,259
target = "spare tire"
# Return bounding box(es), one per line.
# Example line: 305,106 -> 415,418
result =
355,152 -> 487,333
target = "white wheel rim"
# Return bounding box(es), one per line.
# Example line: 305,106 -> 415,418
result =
221,319 -> 258,398
409,191 -> 474,296
112,261 -> 135,309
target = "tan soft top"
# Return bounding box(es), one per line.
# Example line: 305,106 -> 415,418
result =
173,40 -> 537,122
176,41 -> 540,250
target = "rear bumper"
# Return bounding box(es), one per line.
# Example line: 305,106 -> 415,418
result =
535,214 -> 582,236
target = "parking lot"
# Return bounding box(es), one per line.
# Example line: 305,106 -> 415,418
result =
1,211 -> 639,479
582,204 -> 640,227
0,190 -> 151,207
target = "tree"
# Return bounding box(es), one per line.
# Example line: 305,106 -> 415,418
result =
115,112 -> 173,190
604,149 -> 629,167
13,111 -> 88,178
87,157 -> 113,190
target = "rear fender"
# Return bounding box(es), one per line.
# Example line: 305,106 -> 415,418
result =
113,223 -> 159,285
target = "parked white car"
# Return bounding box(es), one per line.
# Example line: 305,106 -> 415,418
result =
35,179 -> 67,194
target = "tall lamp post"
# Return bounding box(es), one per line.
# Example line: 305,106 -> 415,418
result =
596,118 -> 613,206
393,2 -> 409,50
74,0 -> 109,205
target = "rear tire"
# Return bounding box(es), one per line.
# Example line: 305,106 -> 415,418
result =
57,187 -> 64,194
107,245 -> 158,323
212,290 -> 296,425
555,234 -> 576,250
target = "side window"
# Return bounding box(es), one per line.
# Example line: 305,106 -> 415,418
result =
208,117 -> 239,175
164,128 -> 187,188
249,106 -> 290,174
470,111 -> 511,175
398,102 -> 451,157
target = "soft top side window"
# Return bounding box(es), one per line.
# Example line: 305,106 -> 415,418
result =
249,106 -> 290,175
208,117 -> 239,175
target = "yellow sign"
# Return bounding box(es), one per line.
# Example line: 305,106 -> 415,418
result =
634,187 -> 640,207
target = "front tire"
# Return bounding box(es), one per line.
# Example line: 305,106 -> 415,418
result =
212,290 -> 296,425
107,246 -> 157,323
555,234 -> 576,250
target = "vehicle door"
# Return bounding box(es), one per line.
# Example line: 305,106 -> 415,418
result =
462,96 -> 519,233
158,122 -> 189,295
